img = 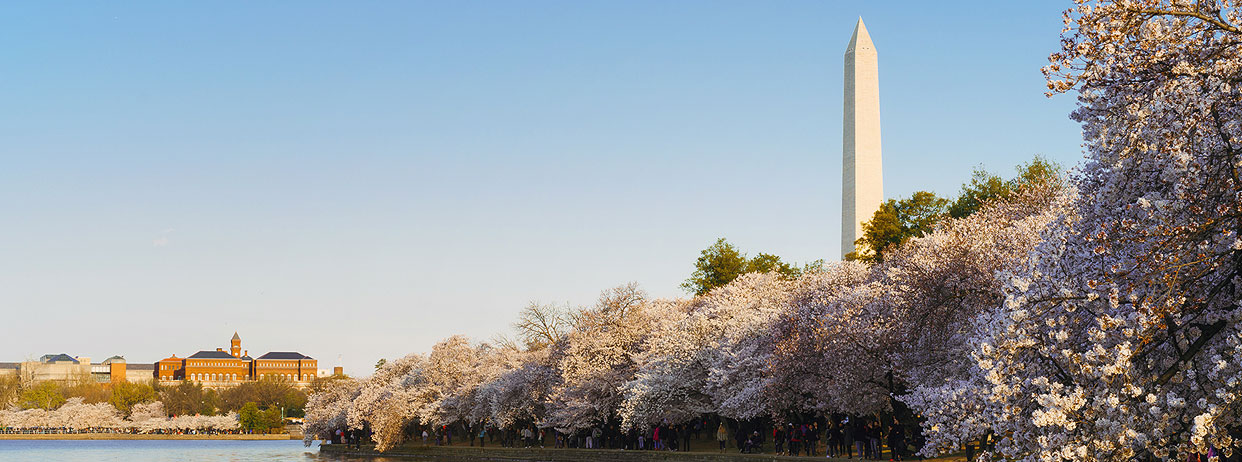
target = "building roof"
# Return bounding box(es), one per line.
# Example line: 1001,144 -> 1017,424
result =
232,332 -> 241,341
187,350 -> 239,359
102,356 -> 126,364
40,354 -> 78,363
127,364 -> 155,371
0,362 -> 19,370
256,351 -> 312,360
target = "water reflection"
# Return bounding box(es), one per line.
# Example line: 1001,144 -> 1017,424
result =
0,439 -> 321,462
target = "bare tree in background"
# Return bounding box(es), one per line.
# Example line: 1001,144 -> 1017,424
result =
513,302 -> 570,350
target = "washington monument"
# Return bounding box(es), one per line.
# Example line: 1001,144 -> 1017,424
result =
842,18 -> 883,258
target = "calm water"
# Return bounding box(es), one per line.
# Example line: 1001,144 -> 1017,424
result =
0,440 -> 394,462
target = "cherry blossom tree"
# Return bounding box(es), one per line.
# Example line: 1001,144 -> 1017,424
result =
910,1 -> 1242,460
620,273 -> 793,427
477,350 -> 555,429
546,283 -> 654,433
347,353 -> 431,451
303,377 -> 360,445
53,397 -> 123,429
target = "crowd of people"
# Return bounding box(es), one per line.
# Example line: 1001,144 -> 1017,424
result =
728,417 -> 912,460
330,415 -> 921,460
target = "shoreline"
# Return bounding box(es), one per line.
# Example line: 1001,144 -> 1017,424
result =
318,444 -> 957,461
0,433 -> 301,441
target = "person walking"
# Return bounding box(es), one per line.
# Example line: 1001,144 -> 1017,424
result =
716,423 -> 728,453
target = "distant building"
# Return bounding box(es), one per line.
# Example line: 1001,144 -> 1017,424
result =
156,333 -> 317,389
101,356 -> 157,383
0,354 -> 152,384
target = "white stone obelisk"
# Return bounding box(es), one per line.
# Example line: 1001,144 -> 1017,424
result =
842,17 -> 883,258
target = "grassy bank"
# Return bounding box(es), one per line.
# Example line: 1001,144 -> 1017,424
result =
0,433 -> 298,440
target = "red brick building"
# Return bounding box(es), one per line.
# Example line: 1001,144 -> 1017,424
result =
156,333 -> 317,389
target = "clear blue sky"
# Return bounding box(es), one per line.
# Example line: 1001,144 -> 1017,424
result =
0,1 -> 1081,375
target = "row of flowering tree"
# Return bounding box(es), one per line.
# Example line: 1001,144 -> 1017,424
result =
305,1 -> 1242,459
0,398 -> 239,434
304,174 -> 1071,453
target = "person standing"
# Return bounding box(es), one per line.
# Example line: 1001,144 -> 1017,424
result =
774,424 -> 786,455
735,426 -> 747,454
716,422 -> 728,453
806,423 -> 817,456
804,423 -> 812,455
852,419 -> 868,459
887,418 -> 905,461
826,421 -> 839,458
682,424 -> 691,452
868,421 -> 881,460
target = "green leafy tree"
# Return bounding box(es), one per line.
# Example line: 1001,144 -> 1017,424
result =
219,377 -> 307,417
261,406 -> 285,433
238,401 -> 287,433
19,381 -> 65,410
109,381 -> 156,417
848,191 -> 950,263
851,157 -> 1063,262
160,381 -> 218,416
682,238 -> 802,295
948,169 -> 1011,219
238,401 -> 261,432
948,156 -> 1064,219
